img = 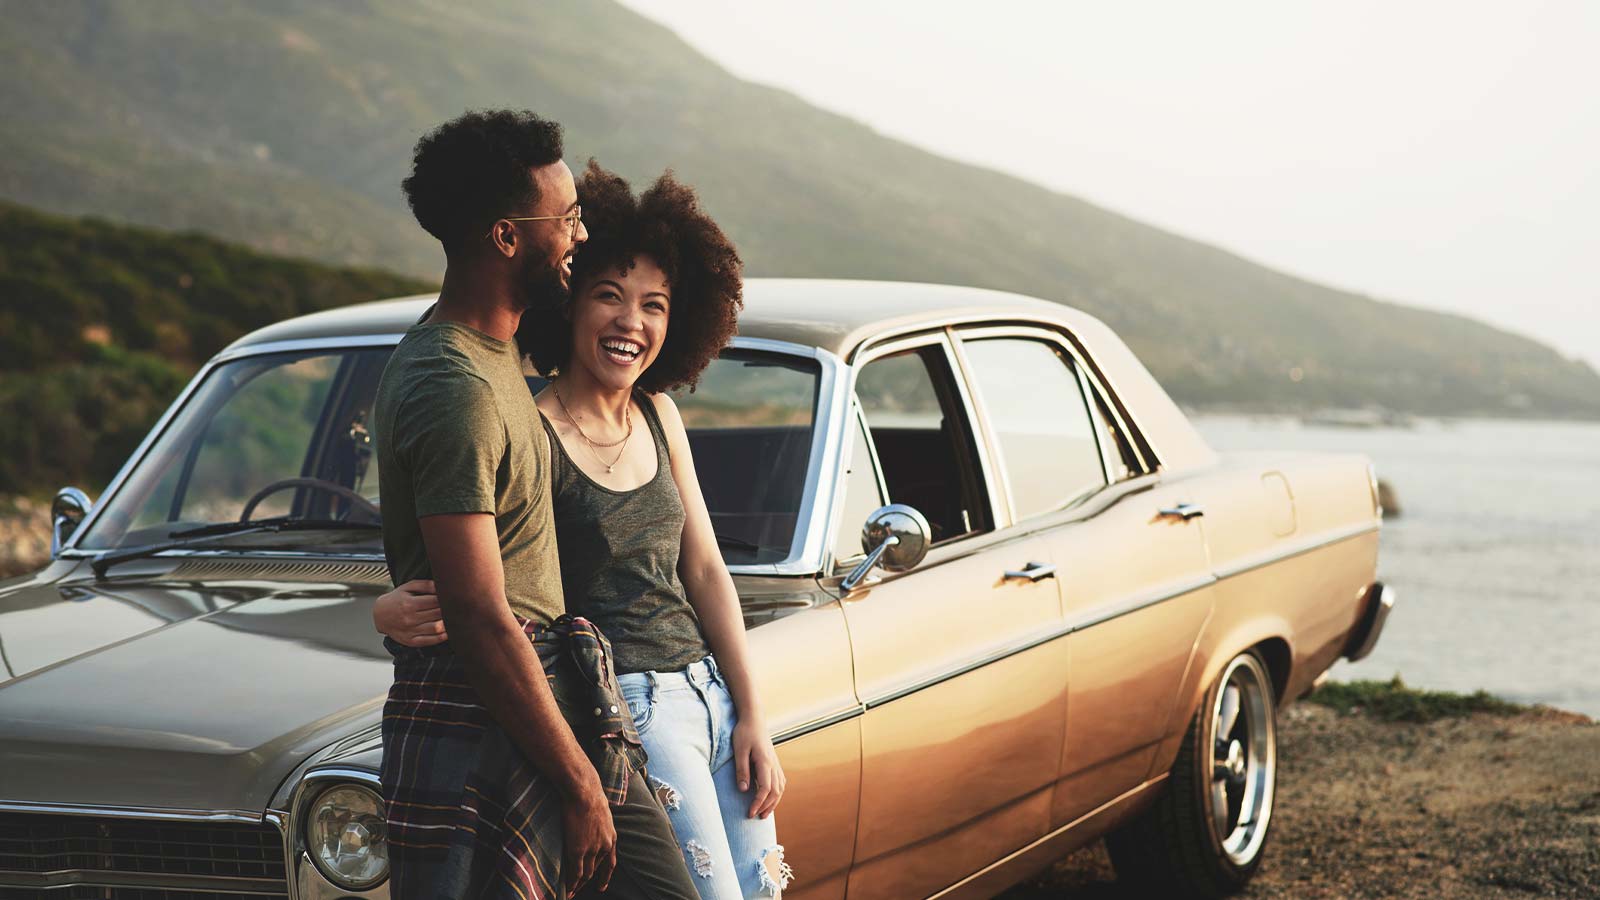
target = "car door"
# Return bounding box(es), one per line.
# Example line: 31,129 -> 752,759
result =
827,331 -> 1069,899
954,327 -> 1216,828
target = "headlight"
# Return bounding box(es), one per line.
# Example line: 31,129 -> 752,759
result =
306,783 -> 389,890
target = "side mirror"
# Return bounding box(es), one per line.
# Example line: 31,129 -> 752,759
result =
842,503 -> 931,592
50,487 -> 93,558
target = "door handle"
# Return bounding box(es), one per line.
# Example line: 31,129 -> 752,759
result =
1158,502 -> 1205,521
1004,561 -> 1057,582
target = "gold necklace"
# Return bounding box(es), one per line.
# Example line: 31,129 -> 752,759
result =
554,382 -> 633,473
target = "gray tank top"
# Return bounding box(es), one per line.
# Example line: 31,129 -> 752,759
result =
543,391 -> 711,675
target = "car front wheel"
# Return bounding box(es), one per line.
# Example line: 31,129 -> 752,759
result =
1105,649 -> 1278,898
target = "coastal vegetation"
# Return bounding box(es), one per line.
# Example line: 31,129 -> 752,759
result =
3,1 -> 1599,419
0,201 -> 431,495
1307,675 -> 1525,723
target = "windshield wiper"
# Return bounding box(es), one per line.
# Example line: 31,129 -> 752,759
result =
169,516 -> 380,539
91,517 -> 381,578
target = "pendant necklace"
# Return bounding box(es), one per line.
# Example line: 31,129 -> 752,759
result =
555,382 -> 632,473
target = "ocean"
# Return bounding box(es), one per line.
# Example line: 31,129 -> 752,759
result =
1193,416 -> 1600,718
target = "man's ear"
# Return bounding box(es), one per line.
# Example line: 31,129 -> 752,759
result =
488,221 -> 518,258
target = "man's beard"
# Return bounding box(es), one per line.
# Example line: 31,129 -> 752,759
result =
518,259 -> 570,312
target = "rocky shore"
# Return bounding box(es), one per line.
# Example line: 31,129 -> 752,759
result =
0,497 -> 50,579
1004,698 -> 1600,899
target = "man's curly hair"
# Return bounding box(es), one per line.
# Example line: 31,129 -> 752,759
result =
402,109 -> 564,251
518,161 -> 743,393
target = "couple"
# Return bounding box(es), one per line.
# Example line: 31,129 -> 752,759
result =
372,109 -> 787,900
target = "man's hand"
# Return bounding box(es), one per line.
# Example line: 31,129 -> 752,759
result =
733,717 -> 786,819
562,779 -> 618,894
372,579 -> 449,646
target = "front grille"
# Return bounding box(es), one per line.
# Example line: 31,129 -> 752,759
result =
0,813 -> 286,898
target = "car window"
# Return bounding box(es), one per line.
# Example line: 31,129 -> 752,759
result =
854,343 -> 989,544
961,337 -> 1107,520
671,351 -> 821,565
77,349 -> 390,551
832,407 -> 887,564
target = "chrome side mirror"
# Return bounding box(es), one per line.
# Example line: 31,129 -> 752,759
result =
51,487 -> 93,557
842,503 -> 931,592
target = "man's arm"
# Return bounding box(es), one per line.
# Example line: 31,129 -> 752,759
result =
418,512 -> 616,893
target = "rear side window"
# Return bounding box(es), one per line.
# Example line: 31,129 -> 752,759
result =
961,337 -> 1106,520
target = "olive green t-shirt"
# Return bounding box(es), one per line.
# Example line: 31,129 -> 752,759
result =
373,320 -> 563,625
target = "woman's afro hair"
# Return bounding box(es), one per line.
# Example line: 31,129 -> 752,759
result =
517,161 -> 743,393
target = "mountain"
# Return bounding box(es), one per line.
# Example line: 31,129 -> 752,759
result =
0,201 -> 431,494
2,0 -> 1596,418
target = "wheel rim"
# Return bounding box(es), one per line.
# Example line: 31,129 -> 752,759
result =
1208,653 -> 1276,866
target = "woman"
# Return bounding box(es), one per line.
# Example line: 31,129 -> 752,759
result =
375,162 -> 790,899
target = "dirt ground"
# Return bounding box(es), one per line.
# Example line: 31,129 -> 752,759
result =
1001,702 -> 1600,899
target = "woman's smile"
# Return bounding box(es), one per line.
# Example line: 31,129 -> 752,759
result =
600,336 -> 645,366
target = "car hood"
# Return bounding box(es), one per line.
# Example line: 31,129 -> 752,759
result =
0,556 -> 393,814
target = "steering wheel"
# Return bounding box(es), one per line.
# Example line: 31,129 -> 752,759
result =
239,477 -> 381,523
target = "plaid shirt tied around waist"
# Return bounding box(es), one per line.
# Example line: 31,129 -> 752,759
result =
380,614 -> 646,900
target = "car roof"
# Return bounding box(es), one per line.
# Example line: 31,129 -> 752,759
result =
226,278 -> 1215,472
229,278 -> 1068,361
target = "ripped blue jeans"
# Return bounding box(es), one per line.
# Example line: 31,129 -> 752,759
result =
618,655 -> 790,899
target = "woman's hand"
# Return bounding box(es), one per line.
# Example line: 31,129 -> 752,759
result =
732,716 -> 785,819
372,579 -> 448,647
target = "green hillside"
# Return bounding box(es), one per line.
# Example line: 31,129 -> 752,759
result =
1,0 -> 1597,418
0,201 -> 432,494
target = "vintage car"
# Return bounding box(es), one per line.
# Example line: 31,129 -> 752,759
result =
0,279 -> 1391,899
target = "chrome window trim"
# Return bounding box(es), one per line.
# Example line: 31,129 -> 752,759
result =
714,337 -> 849,576
844,330 -> 1008,541
850,312 -> 1161,471
821,398 -> 889,572
950,323 -> 1150,527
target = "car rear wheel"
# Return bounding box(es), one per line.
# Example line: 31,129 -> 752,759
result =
1105,650 -> 1278,898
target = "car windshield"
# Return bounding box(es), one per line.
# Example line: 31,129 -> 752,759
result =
76,345 -> 822,566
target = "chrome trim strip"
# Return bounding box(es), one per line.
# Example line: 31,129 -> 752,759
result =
771,704 -> 866,744
1212,521 -> 1381,581
0,869 -> 286,894
942,329 -> 1015,527
211,334 -> 404,365
1064,572 -> 1219,632
861,572 -> 1217,709
0,800 -> 264,823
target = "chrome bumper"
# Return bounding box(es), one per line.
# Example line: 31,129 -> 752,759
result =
1343,582 -> 1395,662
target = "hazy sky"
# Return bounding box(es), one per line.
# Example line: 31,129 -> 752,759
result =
619,0 -> 1600,368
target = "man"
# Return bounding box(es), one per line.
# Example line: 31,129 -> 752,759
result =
373,109 -> 698,899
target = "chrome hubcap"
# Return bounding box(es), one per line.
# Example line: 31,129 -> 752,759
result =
1208,654 -> 1276,866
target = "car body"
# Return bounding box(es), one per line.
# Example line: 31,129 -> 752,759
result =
0,279 -> 1390,899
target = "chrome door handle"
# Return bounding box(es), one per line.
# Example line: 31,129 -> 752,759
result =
1158,502 -> 1205,521
1004,561 -> 1057,582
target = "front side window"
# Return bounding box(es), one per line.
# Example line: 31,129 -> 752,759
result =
961,337 -> 1106,520
853,342 -> 989,544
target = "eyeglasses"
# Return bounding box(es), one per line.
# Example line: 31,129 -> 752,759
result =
490,206 -> 583,241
